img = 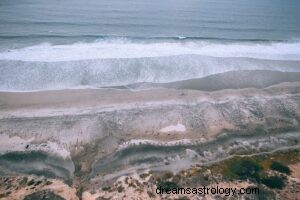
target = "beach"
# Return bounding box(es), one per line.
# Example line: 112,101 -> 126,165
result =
1,70 -> 299,179
1,72 -> 300,199
1,0 -> 300,199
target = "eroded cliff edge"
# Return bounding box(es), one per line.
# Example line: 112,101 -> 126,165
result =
0,73 -> 299,199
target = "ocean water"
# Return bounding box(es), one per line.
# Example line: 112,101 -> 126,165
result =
0,0 -> 300,91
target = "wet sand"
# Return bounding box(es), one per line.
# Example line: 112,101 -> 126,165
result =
112,70 -> 300,91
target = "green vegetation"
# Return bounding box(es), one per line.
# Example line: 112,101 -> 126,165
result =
24,190 -> 65,200
228,158 -> 263,182
102,186 -> 111,191
27,179 -> 35,186
205,150 -> 300,190
259,150 -> 300,169
270,161 -> 291,175
175,196 -> 190,200
246,186 -> 276,200
20,177 -> 28,186
261,176 -> 286,189
156,181 -> 178,189
117,186 -> 124,193
224,158 -> 289,189
34,180 -> 42,186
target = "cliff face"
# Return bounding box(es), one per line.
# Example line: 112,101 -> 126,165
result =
0,82 -> 299,180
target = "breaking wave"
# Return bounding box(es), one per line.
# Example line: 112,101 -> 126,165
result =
0,39 -> 300,91
1,39 -> 300,62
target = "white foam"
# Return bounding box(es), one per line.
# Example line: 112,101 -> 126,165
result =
159,123 -> 186,133
0,40 -> 299,62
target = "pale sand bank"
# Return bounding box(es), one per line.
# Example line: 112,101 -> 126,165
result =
0,75 -> 299,184
0,81 -> 299,116
0,81 -> 299,146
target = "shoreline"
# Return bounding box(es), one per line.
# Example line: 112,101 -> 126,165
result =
0,71 -> 299,199
0,79 -> 299,114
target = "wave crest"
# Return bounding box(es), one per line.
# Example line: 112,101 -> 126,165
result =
0,39 -> 300,62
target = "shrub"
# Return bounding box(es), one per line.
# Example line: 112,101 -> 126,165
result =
27,179 -> 35,186
117,186 -> 124,193
229,158 -> 263,182
139,173 -> 150,179
270,161 -> 291,175
157,181 -> 178,189
102,186 -> 111,191
246,186 -> 276,200
261,176 -> 286,189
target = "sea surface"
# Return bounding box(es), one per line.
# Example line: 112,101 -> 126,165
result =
0,0 -> 300,91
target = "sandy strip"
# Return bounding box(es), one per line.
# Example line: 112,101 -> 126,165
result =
0,82 -> 299,116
